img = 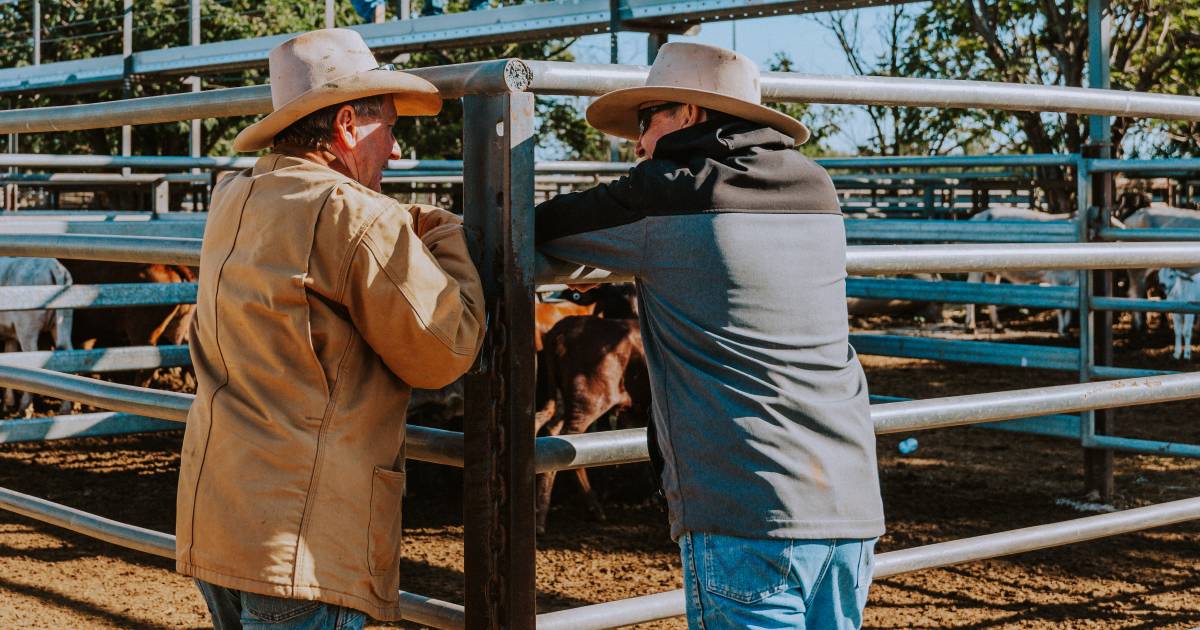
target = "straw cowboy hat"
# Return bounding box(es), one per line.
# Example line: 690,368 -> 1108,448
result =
233,28 -> 441,152
586,42 -> 809,145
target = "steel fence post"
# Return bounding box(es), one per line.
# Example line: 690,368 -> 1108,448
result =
462,91 -> 538,630
1083,0 -> 1115,501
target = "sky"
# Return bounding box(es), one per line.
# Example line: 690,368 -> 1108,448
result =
563,6 -> 900,155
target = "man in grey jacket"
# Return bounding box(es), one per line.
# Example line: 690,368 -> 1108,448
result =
535,43 -> 884,629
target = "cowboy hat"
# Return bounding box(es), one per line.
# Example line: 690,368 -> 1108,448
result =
586,42 -> 809,145
233,28 -> 441,152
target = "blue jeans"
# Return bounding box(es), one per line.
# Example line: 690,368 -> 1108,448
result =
679,533 -> 876,630
195,580 -> 366,630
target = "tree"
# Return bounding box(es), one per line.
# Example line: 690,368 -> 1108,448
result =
0,0 -> 603,161
813,7 -> 990,157
813,1 -> 1199,210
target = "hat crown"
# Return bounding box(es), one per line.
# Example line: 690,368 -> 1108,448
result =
645,42 -> 762,106
268,29 -> 380,109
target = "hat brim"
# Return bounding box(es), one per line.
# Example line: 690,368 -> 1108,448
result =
233,70 -> 442,152
586,86 -> 810,146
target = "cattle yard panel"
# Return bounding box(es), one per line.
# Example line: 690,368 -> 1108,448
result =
0,56 -> 1199,630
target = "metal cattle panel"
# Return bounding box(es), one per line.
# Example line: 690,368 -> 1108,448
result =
845,277 -> 1078,309
0,282 -> 197,312
0,412 -> 178,443
849,334 -> 1081,370
0,345 -> 191,373
844,219 -> 1077,243
462,92 -> 537,630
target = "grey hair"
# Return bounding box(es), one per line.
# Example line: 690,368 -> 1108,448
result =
273,95 -> 389,149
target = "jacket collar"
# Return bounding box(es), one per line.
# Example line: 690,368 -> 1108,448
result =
253,149 -> 342,177
652,115 -> 795,163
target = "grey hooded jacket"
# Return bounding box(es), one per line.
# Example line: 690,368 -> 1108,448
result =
535,116 -> 884,541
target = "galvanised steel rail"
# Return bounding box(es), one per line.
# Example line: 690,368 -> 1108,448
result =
6,365 -> 1200,471
0,221 -> 208,238
0,234 -> 201,265
0,412 -> 178,443
0,487 -> 468,629
7,232 -> 1200,287
0,283 -> 197,311
844,219 -> 1076,243
519,60 -> 1200,120
535,496 -> 1200,630
539,241 -> 1200,285
0,345 -> 191,374
6,59 -> 1200,133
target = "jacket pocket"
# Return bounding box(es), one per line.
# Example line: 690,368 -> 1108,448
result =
702,533 -> 793,605
367,466 -> 405,576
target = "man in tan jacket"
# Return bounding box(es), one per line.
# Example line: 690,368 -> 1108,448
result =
176,29 -> 484,629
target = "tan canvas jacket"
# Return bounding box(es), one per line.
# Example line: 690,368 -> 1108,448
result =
176,153 -> 484,620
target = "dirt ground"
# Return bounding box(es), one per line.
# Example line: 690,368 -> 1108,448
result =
0,312 -> 1198,629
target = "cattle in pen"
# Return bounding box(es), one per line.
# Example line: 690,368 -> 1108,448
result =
62,262 -> 197,350
1158,268 -> 1200,361
0,257 -> 74,415
964,207 -> 1077,335
534,285 -> 648,534
1119,205 -> 1200,333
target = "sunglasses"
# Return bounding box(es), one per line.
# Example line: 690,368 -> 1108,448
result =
637,102 -> 680,136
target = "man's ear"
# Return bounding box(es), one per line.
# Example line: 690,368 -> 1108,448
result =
684,103 -> 707,127
331,104 -> 358,151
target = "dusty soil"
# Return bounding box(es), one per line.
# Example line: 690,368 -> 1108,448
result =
0,314 -> 1198,629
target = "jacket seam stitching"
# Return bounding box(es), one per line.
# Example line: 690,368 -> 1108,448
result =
289,331 -> 357,586
360,228 -> 473,356
185,175 -> 256,565
290,186 -> 360,586
332,193 -> 387,302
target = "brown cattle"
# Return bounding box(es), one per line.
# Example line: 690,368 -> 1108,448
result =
62,262 -> 196,350
406,295 -> 595,423
534,285 -> 649,534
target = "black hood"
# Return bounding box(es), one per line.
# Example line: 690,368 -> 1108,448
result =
535,115 -> 841,245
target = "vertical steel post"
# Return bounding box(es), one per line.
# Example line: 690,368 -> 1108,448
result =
5,132 -> 16,211
31,0 -> 40,66
121,0 -> 133,178
188,0 -> 201,212
607,0 -> 620,162
647,32 -> 667,64
1084,0 -> 1114,500
325,0 -> 335,28
462,92 -> 538,630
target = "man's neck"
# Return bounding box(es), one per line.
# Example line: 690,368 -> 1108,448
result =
272,143 -> 353,180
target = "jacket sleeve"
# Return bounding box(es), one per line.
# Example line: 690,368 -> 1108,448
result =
534,173 -> 648,277
340,204 -> 485,389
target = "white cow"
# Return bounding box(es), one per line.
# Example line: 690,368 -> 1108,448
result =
1121,205 -> 1200,333
1158,268 -> 1200,360
965,207 -> 1077,335
0,257 -> 74,415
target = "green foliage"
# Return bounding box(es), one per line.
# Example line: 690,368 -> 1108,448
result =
813,1 -> 1200,209
765,52 -> 844,157
0,0 -> 603,161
